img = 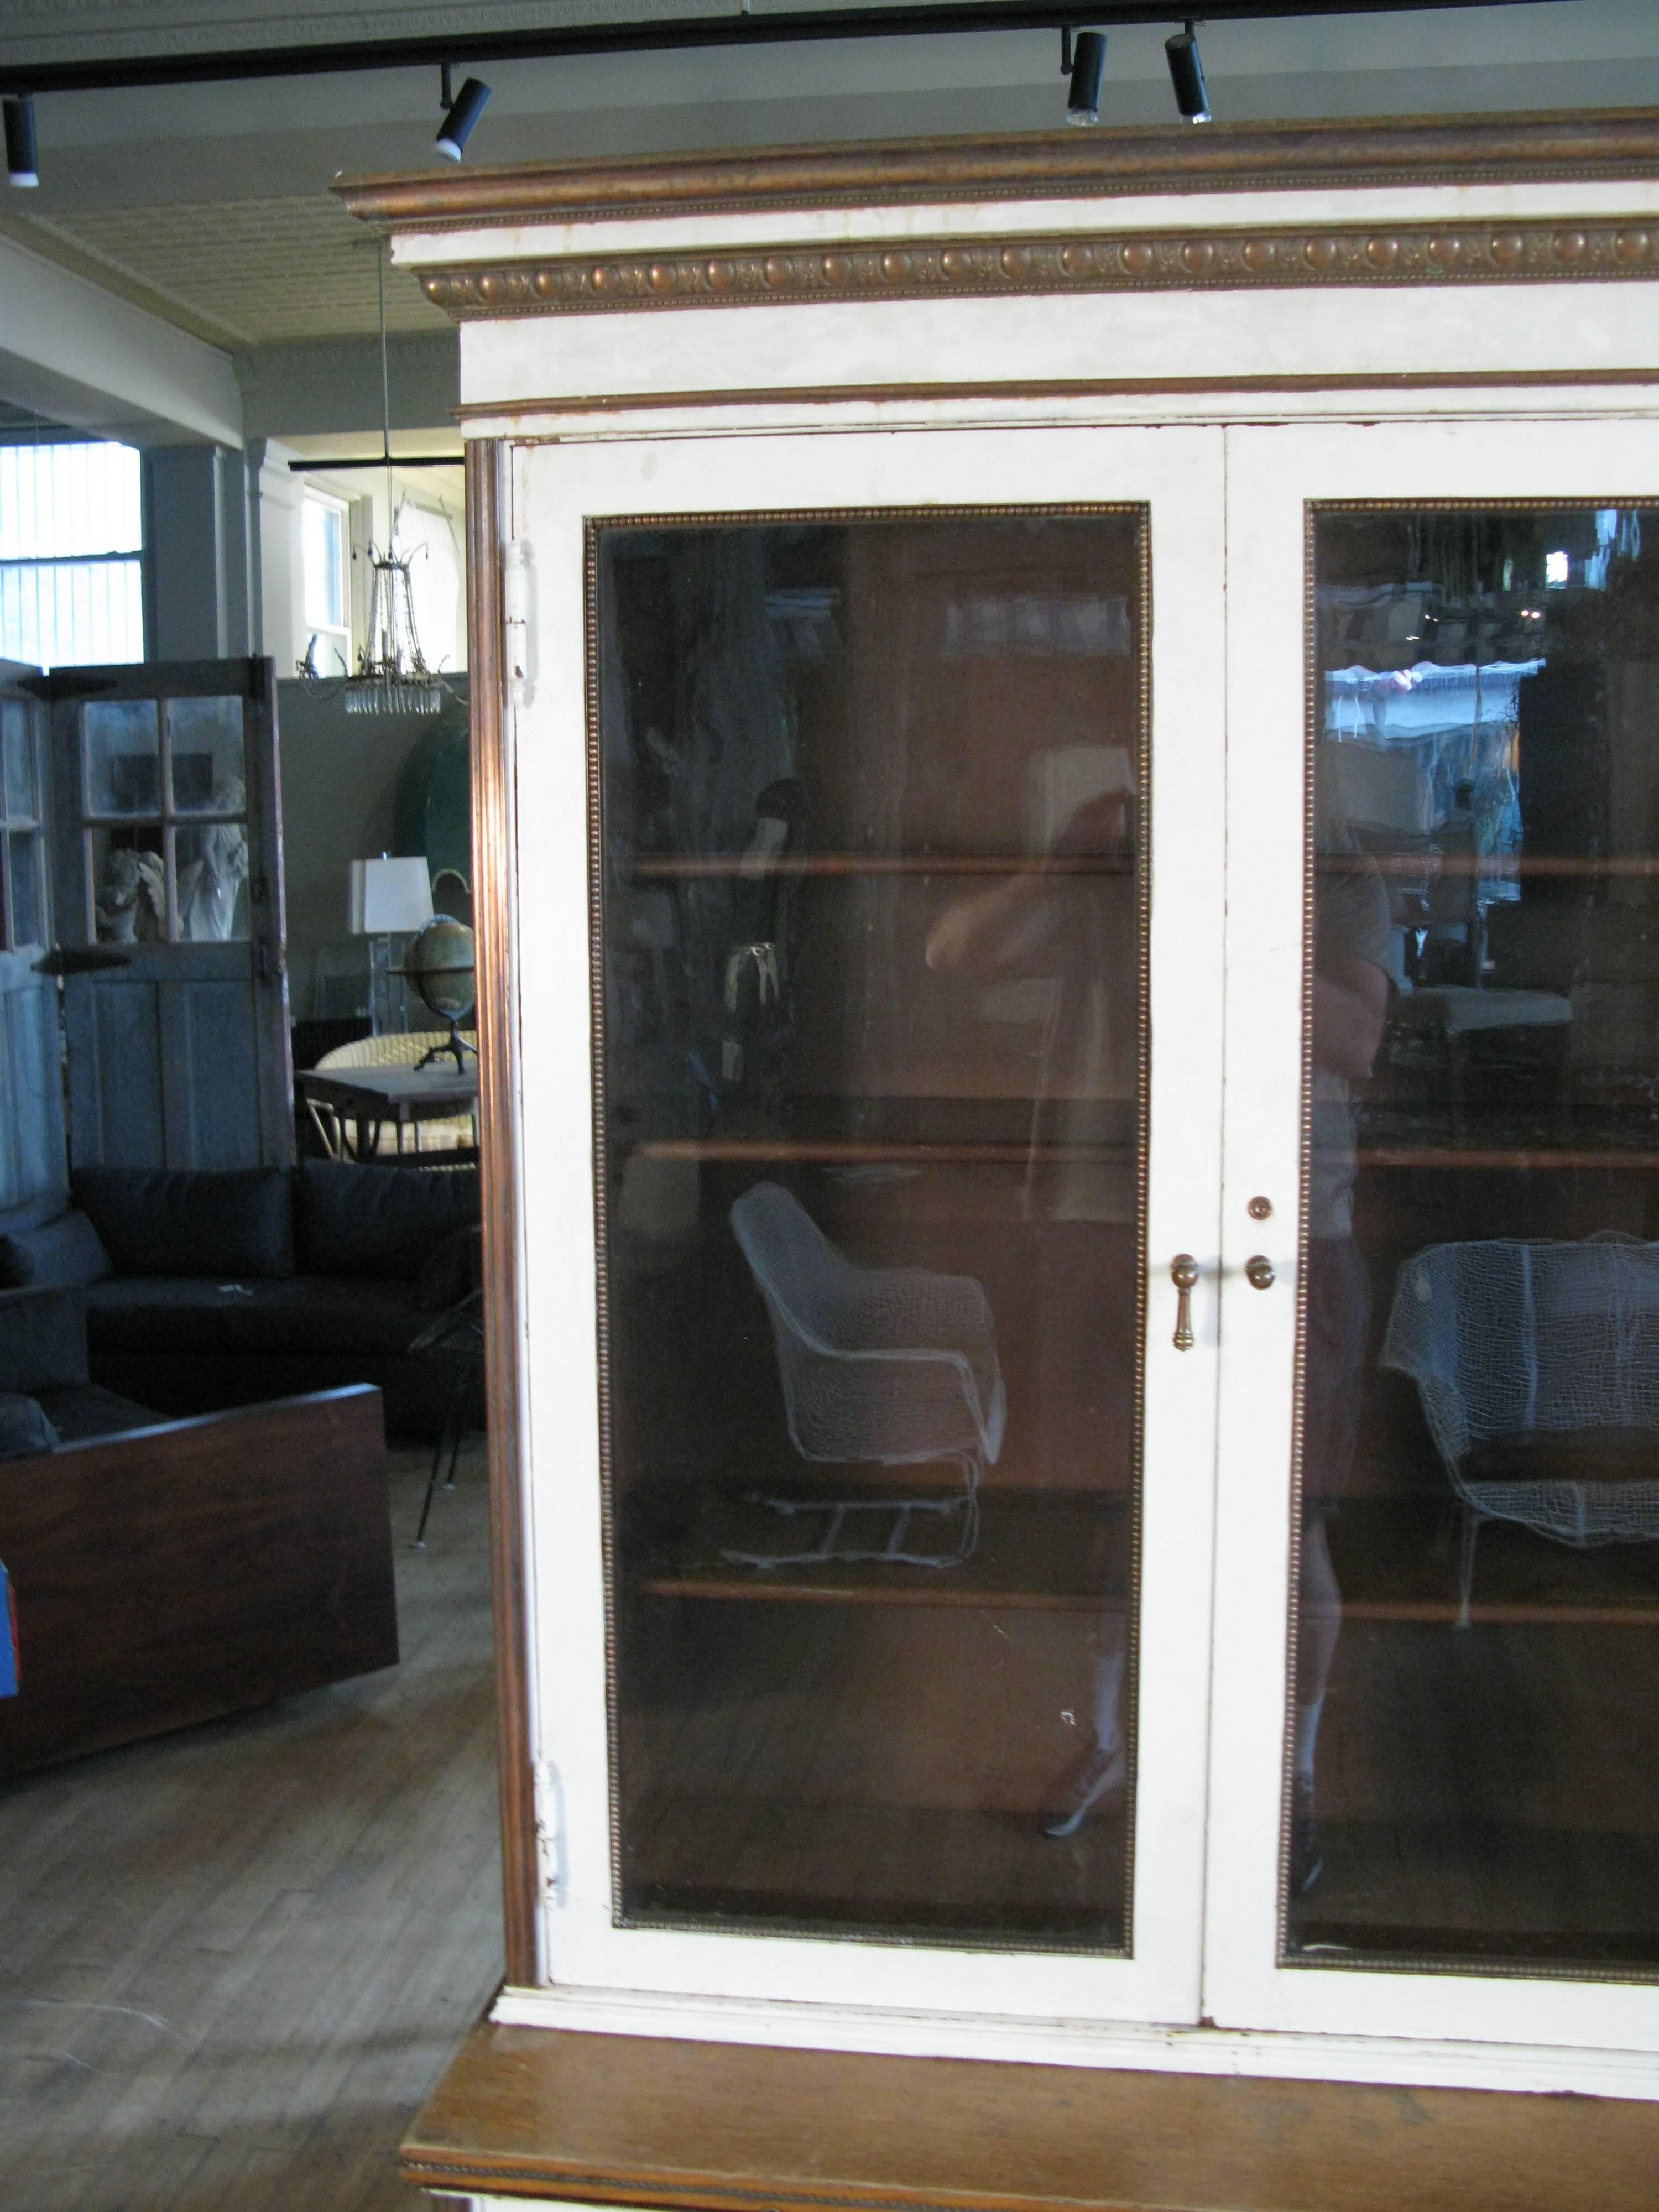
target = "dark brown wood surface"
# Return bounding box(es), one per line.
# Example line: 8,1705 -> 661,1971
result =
404,2024 -> 1659,2210
0,1384 -> 395,1776
467,434 -> 540,1987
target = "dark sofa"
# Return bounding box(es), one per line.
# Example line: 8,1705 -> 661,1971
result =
0,1282 -> 397,1777
0,1162 -> 480,1438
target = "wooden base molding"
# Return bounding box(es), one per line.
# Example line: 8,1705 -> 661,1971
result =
403,2025 -> 1659,2210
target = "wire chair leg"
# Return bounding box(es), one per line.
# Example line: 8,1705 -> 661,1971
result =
413,1358 -> 473,1549
1455,1502 -> 1481,1629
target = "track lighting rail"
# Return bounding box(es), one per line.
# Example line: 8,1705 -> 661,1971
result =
0,0 -> 1557,98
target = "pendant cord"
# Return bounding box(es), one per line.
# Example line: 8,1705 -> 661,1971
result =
378,243 -> 393,547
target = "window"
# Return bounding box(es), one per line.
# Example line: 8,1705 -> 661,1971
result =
81,692 -> 251,945
0,441 -> 144,669
301,492 -> 351,675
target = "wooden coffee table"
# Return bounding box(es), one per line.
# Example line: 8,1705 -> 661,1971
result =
298,1064 -> 480,1162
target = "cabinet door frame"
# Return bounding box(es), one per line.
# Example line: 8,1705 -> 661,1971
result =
507,422 -> 1228,2032
1207,414 -> 1659,2060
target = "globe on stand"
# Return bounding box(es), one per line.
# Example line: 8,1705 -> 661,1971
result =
399,915 -> 478,1072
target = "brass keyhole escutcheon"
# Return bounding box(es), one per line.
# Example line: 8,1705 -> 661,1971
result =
1171,1253 -> 1199,1350
1244,1255 -> 1275,1291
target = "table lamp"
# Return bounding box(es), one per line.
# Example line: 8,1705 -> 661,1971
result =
349,854 -> 434,1033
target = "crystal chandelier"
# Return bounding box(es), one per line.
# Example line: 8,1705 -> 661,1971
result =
345,545 -> 441,716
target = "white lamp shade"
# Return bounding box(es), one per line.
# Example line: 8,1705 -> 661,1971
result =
350,855 -> 434,935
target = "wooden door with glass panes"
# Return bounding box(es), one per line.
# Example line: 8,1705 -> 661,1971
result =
1208,418 -> 1659,2065
515,425 -> 1228,2028
0,662 -> 63,1212
48,658 -> 291,1169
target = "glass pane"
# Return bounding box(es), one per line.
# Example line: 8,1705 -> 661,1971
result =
2,696 -> 34,820
90,825 -> 165,942
1293,505 -> 1659,1976
85,700 -> 160,816
0,559 -> 144,668
8,830 -> 43,947
174,821 -> 249,941
0,441 -> 142,561
302,497 -> 346,632
598,514 -> 1146,1950
169,695 -> 245,813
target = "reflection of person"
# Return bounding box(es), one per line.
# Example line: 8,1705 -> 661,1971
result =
926,787 -> 1138,1838
1297,825 -> 1391,1890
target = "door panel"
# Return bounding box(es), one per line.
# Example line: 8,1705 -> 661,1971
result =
514,424 -> 1227,2027
1210,418 -> 1659,2056
0,664 -> 65,1215
49,658 -> 291,1170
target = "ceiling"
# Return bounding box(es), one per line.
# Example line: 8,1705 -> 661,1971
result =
5,3 -> 1659,427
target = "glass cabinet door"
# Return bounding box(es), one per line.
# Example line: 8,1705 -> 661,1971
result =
1211,420 -> 1659,2059
514,427 -> 1227,2026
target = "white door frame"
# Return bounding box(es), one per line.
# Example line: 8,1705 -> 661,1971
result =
507,422 -> 1229,2032
1207,414 -> 1659,2058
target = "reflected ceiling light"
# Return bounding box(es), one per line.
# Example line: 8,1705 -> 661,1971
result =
436,64 -> 491,163
4,95 -> 38,187
1165,21 -> 1211,123
1061,28 -> 1107,128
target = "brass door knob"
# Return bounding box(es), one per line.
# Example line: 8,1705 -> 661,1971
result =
1244,1255 -> 1275,1290
1171,1254 -> 1199,1350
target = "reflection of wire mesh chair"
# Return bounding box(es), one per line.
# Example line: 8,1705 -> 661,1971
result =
729,1182 -> 1005,1568
1382,1237 -> 1659,1625
306,1030 -> 478,1158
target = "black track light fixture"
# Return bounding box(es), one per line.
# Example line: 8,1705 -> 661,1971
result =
436,63 -> 491,163
1061,28 -> 1107,129
4,93 -> 38,188
1166,20 -> 1211,124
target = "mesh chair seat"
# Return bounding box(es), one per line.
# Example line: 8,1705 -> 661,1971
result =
1381,1235 -> 1659,1622
729,1181 -> 1005,1568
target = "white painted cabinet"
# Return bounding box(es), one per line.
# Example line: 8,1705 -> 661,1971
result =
346,118 -> 1659,2105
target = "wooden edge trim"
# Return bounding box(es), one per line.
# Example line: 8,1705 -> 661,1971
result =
400,2024 -> 1659,2210
468,437 -> 539,1987
336,108 -> 1659,229
451,367 -> 1659,425
419,214 -> 1659,318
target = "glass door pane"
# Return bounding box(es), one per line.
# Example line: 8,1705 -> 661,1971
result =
1296,503 -> 1659,1977
597,512 -> 1147,1950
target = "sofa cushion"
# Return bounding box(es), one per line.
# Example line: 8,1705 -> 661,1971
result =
298,1161 -> 480,1282
0,1394 -> 58,1460
0,1286 -> 90,1394
32,1383 -> 159,1443
85,1275 -> 429,1360
72,1167 -> 296,1281
0,1208 -> 112,1291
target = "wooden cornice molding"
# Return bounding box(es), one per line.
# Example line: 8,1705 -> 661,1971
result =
336,109 -> 1659,232
416,215 -> 1659,318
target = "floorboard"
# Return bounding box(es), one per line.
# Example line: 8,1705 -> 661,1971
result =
0,1443 -> 501,2212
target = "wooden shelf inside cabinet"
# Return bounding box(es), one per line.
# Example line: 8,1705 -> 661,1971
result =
632,1137 -> 1119,1165
627,852 -> 1133,879
1331,1500 -> 1659,1626
635,1486 -> 1126,1611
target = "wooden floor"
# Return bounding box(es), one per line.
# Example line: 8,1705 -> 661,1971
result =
0,1443 -> 502,2212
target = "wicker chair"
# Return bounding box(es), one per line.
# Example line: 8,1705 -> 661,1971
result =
306,1031 -> 479,1160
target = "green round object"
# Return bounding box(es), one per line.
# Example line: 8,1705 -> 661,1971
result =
405,915 -> 476,1025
